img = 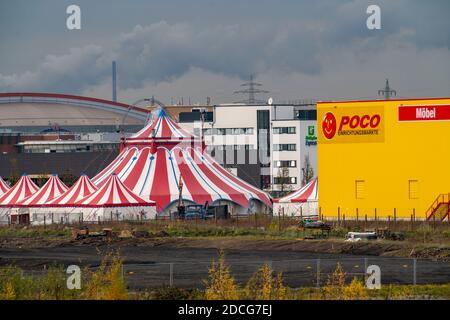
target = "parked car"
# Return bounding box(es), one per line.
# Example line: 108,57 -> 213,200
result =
184,205 -> 214,220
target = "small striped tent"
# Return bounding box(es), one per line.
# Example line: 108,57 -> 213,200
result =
273,178 -> 318,217
75,174 -> 156,221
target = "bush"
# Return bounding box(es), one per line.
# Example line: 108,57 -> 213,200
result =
83,252 -> 128,300
342,278 -> 368,300
204,250 -> 239,300
244,264 -> 287,300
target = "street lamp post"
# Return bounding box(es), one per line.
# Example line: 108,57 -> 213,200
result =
120,98 -> 151,133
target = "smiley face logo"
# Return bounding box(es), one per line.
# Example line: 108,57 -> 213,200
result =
322,112 -> 337,139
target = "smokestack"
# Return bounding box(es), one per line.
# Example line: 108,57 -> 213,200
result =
112,61 -> 117,102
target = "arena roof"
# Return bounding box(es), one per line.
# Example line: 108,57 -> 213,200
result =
0,92 -> 150,128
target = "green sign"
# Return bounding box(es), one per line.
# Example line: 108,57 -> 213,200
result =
306,125 -> 317,146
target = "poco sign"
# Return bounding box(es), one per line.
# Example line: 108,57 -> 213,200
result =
319,106 -> 385,143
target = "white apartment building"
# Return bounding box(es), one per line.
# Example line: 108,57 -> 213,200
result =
179,103 -> 317,196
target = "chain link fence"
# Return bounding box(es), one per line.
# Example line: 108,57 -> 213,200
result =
120,257 -> 449,290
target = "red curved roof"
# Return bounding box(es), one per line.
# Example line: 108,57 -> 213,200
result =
0,92 -> 151,114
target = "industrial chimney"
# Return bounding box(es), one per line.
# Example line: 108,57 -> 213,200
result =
112,61 -> 117,102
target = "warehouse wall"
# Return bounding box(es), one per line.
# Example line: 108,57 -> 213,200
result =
0,151 -> 119,179
317,98 -> 450,219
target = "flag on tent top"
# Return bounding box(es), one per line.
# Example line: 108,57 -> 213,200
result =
17,174 -> 68,207
0,176 -> 10,196
75,174 -> 155,208
273,177 -> 318,203
0,175 -> 39,207
46,174 -> 97,207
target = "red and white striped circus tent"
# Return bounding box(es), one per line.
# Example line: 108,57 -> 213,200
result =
16,174 -> 68,207
273,178 -> 318,217
0,177 -> 10,196
0,175 -> 39,222
75,174 -> 156,221
92,109 -> 272,214
0,175 -> 39,207
46,174 -> 98,207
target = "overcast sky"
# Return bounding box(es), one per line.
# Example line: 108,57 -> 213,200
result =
0,0 -> 449,104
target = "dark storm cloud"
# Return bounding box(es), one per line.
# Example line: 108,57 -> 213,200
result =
0,0 -> 449,99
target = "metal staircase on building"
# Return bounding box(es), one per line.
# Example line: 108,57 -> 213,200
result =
426,193 -> 450,221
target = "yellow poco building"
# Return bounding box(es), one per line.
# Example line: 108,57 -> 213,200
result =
317,97 -> 450,220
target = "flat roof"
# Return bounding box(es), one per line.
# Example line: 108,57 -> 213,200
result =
317,97 -> 450,104
18,140 -> 116,145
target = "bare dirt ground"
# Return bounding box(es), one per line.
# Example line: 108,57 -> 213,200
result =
0,236 -> 448,260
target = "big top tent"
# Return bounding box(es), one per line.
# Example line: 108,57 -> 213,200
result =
273,177 -> 318,217
92,109 -> 272,215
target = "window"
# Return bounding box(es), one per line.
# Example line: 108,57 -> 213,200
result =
273,127 -> 296,134
244,144 -> 255,150
273,144 -> 296,151
274,177 -> 297,185
296,109 -> 317,120
274,160 -> 297,168
209,128 -> 254,135
355,180 -> 365,199
409,180 -> 419,199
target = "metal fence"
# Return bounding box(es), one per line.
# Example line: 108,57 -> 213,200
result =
6,257 -> 449,291
119,257 -> 450,290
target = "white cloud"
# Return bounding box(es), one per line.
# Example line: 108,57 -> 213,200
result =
1,0 -> 450,103
0,45 -> 106,93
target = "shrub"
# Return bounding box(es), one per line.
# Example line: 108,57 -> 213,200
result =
342,278 -> 368,300
321,263 -> 346,299
204,250 -> 239,300
244,264 -> 287,300
83,251 -> 128,300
